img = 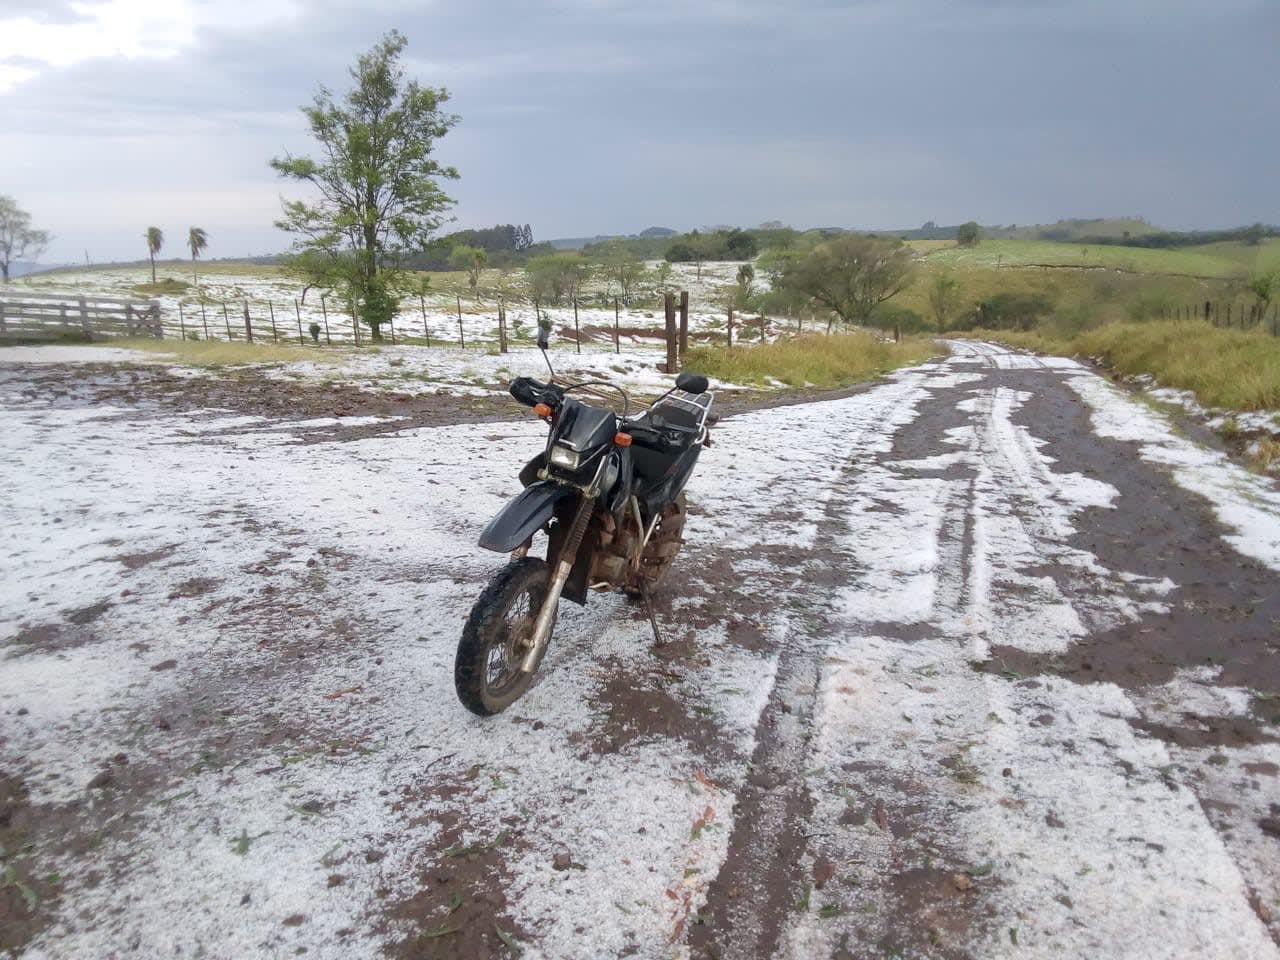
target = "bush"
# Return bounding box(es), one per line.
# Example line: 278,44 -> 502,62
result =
867,303 -> 932,334
975,292 -> 1056,331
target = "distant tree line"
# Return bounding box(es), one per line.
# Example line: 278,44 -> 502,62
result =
1074,224 -> 1279,250
406,223 -> 550,270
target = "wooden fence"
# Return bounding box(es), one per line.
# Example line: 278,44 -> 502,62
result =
0,290 -> 162,341
1167,300 -> 1280,335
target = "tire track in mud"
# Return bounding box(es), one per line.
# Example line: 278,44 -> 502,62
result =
690,349 -> 1280,959
688,364 -> 973,959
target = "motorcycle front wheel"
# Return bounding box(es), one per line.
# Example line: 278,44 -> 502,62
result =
455,557 -> 554,716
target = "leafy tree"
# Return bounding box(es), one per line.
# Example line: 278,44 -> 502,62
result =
927,271 -> 961,331
1248,269 -> 1278,320
0,195 -> 49,283
271,30 -> 459,339
450,244 -> 488,292
596,238 -> 646,304
775,234 -> 916,327
725,228 -> 758,260
653,260 -> 674,297
526,252 -> 590,305
735,263 -> 755,303
664,230 -> 718,279
145,226 -> 164,283
956,221 -> 981,247
188,227 -> 208,285
282,247 -> 355,305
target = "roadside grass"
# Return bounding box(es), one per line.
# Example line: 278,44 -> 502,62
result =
684,332 -> 938,389
116,338 -> 341,367
955,321 -> 1280,411
896,261 -> 1248,334
1074,322 -> 1280,411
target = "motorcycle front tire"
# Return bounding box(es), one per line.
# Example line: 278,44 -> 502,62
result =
455,557 -> 554,716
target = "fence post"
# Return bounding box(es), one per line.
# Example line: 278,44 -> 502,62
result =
243,301 -> 254,343
727,306 -> 733,349
388,316 -> 396,345
664,292 -> 677,373
294,299 -> 305,345
456,294 -> 464,347
200,301 -> 210,339
1204,301 -> 1211,323
678,290 -> 689,356
499,299 -> 508,354
613,297 -> 620,354
420,294 -> 430,346
268,301 -> 279,343
79,297 -> 90,336
320,294 -> 331,344
178,302 -> 187,341
573,297 -> 581,354
223,303 -> 233,339
0,300 -> 5,336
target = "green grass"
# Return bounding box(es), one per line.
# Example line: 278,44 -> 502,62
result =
920,239 -> 1256,279
132,278 -> 191,296
684,332 -> 938,389
116,338 -> 346,367
957,321 -> 1280,411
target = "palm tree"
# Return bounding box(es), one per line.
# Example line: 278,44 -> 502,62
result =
188,227 -> 208,286
145,226 -> 163,284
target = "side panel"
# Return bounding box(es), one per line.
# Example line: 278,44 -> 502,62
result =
478,481 -> 577,553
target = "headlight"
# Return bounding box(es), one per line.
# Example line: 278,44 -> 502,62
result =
548,444 -> 581,472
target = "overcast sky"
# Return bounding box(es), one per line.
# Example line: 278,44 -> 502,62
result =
2,0 -> 1277,264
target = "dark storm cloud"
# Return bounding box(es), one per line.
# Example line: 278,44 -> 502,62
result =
1,0 -> 1276,262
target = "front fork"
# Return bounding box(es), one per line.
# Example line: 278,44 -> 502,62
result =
518,494 -> 595,673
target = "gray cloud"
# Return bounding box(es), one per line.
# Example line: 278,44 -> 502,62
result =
1,0 -> 1276,262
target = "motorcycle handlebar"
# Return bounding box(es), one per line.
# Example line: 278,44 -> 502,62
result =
509,376 -> 564,408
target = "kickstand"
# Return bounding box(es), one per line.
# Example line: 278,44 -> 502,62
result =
639,583 -> 665,646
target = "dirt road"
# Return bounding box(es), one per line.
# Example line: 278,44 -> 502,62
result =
2,342 -> 1278,959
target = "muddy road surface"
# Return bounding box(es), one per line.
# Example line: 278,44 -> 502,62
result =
1,342 -> 1278,959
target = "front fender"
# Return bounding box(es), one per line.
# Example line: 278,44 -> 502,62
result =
478,481 -> 577,553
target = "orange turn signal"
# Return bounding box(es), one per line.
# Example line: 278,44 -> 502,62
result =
534,402 -> 553,420
614,432 -> 633,447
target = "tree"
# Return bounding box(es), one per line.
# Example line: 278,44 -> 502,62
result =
956,221 -> 981,247
927,271 -> 961,331
526,252 -> 590,306
735,263 -> 755,304
145,226 -> 164,283
725,228 -> 758,260
597,238 -> 646,304
450,244 -> 488,292
775,234 -> 916,327
664,230 -> 716,279
0,196 -> 49,283
1248,269 -> 1278,320
271,30 -> 459,340
188,227 -> 209,285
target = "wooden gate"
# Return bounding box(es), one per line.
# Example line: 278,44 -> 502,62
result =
0,290 -> 163,341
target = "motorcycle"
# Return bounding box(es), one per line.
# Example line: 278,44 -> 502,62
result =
455,323 -> 715,715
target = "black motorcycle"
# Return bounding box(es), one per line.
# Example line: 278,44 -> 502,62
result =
455,325 -> 715,715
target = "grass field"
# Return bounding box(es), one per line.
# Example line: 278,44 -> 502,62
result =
684,332 -> 938,388
919,238 -> 1275,279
